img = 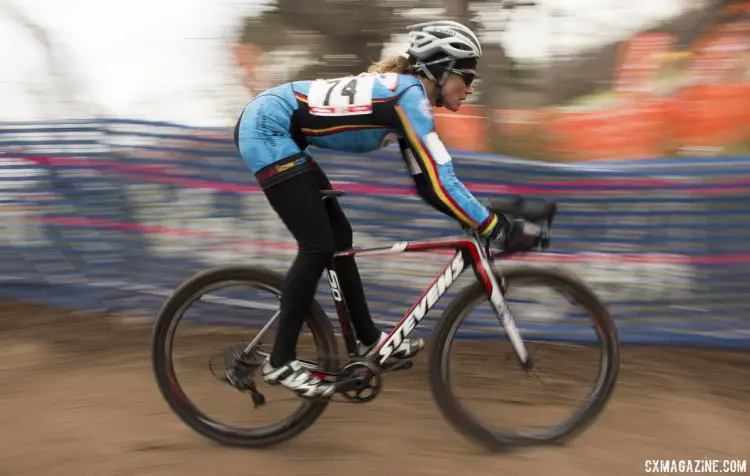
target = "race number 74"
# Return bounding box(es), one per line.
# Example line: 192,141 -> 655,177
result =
307,75 -> 375,116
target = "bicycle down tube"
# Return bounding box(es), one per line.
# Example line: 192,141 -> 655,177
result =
329,234 -> 530,367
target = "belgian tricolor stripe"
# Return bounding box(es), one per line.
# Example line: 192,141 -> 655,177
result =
478,213 -> 498,236
396,105 -> 492,233
302,124 -> 388,136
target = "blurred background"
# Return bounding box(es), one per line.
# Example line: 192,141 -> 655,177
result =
1,0 -> 748,345
0,1 -> 749,473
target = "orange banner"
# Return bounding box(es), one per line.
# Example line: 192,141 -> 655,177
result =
670,82 -> 750,147
429,80 -> 750,161
432,104 -> 489,152
547,100 -> 667,161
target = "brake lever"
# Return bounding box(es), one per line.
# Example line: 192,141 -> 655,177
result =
538,216 -> 553,250
464,227 -> 495,262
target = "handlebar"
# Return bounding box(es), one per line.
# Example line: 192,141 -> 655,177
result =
482,196 -> 557,227
474,195 -> 558,259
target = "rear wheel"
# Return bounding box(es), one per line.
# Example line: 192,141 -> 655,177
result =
151,265 -> 339,447
428,266 -> 619,451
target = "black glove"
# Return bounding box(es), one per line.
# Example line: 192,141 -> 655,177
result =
486,214 -> 542,253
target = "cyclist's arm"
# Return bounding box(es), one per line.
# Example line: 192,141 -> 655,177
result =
397,138 -> 459,220
394,85 -> 498,235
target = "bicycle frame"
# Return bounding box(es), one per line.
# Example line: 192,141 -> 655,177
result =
325,231 -> 529,368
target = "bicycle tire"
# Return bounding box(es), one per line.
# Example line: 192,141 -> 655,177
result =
428,265 -> 620,451
151,265 -> 339,448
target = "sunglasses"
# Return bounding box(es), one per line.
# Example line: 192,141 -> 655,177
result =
446,68 -> 476,87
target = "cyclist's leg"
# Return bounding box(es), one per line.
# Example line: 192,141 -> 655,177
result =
258,166 -> 340,398
313,163 -> 425,360
235,96 -> 337,397
262,166 -> 337,365
312,163 -> 381,346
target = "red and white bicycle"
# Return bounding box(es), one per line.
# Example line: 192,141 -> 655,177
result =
151,192 -> 620,451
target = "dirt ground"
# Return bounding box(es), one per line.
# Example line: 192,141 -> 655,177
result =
0,300 -> 748,476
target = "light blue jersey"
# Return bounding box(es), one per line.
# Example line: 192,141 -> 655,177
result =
234,72 -> 497,234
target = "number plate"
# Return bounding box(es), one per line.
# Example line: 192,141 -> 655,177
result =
307,75 -> 375,116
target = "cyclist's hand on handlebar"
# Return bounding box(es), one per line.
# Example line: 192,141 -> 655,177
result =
486,214 -> 542,253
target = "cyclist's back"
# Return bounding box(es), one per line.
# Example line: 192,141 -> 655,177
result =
235,72 -> 429,178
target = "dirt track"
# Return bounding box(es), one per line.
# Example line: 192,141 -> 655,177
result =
1,300 -> 748,476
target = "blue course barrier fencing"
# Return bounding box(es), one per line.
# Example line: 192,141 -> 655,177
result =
1,119 -> 748,349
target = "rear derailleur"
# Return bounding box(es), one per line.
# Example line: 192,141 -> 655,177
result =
210,344 -> 266,408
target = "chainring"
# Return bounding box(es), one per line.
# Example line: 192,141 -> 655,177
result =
336,360 -> 382,403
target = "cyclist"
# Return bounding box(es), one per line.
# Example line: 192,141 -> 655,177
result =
233,20 -> 542,399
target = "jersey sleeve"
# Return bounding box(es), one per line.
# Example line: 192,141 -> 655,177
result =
394,84 -> 498,235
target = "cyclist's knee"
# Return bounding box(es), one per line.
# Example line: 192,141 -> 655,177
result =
299,238 -> 338,259
333,226 -> 353,250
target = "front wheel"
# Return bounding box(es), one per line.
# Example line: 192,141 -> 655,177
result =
428,265 -> 619,451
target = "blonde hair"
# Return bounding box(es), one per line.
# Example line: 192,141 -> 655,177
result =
367,55 -> 413,74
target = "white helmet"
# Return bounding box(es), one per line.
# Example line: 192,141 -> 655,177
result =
405,20 -> 482,89
407,20 -> 482,64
